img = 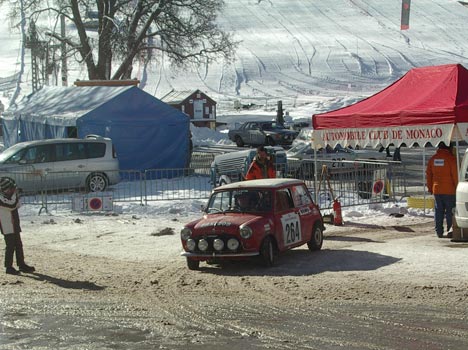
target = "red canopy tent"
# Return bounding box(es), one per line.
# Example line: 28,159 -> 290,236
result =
312,64 -> 468,149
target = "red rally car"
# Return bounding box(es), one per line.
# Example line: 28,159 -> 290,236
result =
180,178 -> 325,270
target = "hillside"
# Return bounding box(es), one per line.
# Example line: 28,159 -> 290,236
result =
2,0 -> 468,116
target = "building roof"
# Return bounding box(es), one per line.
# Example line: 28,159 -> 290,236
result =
160,89 -> 216,105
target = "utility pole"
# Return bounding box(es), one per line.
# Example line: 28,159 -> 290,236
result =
61,14 -> 68,86
25,21 -> 46,92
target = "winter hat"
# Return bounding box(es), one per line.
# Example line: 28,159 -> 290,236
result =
0,177 -> 16,193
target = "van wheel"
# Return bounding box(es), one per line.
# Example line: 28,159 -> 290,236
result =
87,173 -> 108,192
235,136 -> 244,147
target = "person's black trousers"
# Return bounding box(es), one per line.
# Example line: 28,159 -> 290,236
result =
3,233 -> 25,268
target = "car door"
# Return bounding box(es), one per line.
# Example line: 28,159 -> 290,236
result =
0,145 -> 46,193
290,184 -> 316,242
7,144 -> 55,192
274,188 -> 303,251
53,142 -> 89,189
246,122 -> 261,145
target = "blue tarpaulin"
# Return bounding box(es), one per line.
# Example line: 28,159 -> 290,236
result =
1,86 -> 190,171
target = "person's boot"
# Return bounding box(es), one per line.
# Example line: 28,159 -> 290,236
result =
18,264 -> 35,273
6,267 -> 20,275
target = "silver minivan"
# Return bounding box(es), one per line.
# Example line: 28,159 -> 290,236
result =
0,135 -> 120,193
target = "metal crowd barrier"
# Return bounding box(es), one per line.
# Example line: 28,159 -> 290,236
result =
6,158 -> 419,214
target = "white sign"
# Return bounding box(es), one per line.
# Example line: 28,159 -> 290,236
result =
314,123 -> 455,148
281,212 -> 301,246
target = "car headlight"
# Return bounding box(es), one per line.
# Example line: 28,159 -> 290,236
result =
227,238 -> 240,251
186,239 -> 196,251
198,239 -> 209,251
213,239 -> 224,251
239,225 -> 253,239
181,227 -> 192,240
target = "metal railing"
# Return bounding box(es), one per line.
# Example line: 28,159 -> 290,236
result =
6,158 -> 420,213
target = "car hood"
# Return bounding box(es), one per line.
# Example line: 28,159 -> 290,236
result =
264,129 -> 297,136
193,213 -> 264,230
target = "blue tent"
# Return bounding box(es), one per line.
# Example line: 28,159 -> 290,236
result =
1,86 -> 190,171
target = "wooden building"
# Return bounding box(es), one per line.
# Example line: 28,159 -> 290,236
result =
161,89 -> 217,129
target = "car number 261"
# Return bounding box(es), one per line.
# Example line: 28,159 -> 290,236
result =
281,213 -> 302,246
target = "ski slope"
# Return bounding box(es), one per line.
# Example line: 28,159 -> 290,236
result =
1,0 -> 468,115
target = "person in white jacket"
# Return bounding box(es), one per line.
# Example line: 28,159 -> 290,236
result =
0,177 -> 35,275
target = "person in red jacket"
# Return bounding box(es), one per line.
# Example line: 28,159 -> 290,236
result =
426,142 -> 458,238
245,146 -> 276,180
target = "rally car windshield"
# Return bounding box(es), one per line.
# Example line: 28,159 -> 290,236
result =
206,189 -> 273,214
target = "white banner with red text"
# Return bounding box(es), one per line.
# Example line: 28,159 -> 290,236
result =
312,123 -> 464,149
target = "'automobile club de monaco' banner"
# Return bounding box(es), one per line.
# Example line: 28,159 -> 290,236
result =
312,123 -> 468,149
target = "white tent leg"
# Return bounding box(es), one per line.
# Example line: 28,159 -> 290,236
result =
423,147 -> 426,214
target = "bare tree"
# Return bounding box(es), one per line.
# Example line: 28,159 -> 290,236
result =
3,0 -> 237,80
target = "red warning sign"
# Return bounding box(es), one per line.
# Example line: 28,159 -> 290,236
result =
88,197 -> 103,210
373,180 -> 384,194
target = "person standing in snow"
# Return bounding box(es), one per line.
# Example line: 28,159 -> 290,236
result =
245,146 -> 276,180
426,143 -> 458,238
0,177 -> 35,275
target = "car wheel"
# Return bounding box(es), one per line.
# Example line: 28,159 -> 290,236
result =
235,135 -> 244,147
266,136 -> 275,146
87,173 -> 108,192
186,258 -> 200,270
259,236 -> 276,267
307,224 -> 323,251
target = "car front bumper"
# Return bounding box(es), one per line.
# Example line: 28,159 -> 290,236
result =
181,251 -> 259,258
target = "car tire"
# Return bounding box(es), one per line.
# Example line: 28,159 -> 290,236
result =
87,173 -> 108,192
259,236 -> 276,267
307,224 -> 323,251
235,136 -> 244,147
187,258 -> 200,270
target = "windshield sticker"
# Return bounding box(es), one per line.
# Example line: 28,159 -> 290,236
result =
298,207 -> 311,215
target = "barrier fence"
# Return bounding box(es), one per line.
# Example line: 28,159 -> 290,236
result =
9,158 -> 422,214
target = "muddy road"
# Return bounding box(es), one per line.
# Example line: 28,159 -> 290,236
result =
1,219 -> 468,349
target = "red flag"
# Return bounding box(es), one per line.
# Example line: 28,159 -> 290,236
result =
401,0 -> 411,30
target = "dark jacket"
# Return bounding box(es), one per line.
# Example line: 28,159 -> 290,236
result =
0,192 -> 21,235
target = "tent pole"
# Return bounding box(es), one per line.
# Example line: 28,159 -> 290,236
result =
314,146 -> 318,204
423,147 -> 426,215
455,138 -> 461,181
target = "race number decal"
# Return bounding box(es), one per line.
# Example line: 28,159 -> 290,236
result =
281,212 -> 302,246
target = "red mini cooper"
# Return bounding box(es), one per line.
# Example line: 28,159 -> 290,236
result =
180,178 -> 324,270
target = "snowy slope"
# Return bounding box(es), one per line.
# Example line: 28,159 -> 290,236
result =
148,0 -> 468,112
2,0 -> 468,115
